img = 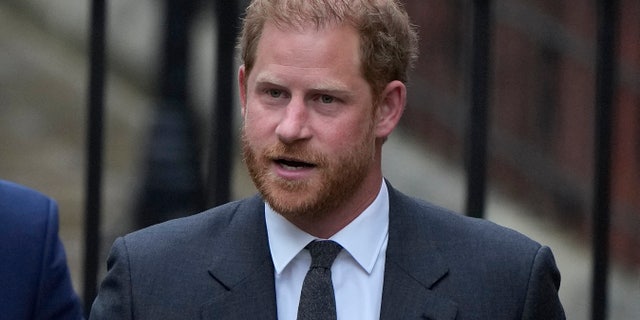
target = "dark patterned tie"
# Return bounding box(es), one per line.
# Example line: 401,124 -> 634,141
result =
296,240 -> 343,320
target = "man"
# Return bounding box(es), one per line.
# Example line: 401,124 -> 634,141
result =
0,180 -> 84,319
91,0 -> 565,319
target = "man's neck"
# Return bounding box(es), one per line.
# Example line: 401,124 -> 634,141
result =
287,175 -> 384,238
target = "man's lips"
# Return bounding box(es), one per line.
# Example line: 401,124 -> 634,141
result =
273,157 -> 317,170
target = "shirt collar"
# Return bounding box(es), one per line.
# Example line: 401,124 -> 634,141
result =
265,181 -> 389,275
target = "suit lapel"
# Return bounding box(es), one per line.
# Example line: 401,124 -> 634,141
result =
200,196 -> 278,320
198,186 -> 459,319
380,184 -> 458,320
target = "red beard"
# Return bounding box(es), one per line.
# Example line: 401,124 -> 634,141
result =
241,128 -> 375,220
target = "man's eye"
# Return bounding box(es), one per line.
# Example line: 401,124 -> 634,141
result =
267,89 -> 282,98
320,95 -> 334,104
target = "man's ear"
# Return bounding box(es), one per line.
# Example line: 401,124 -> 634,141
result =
375,80 -> 406,138
238,65 -> 247,117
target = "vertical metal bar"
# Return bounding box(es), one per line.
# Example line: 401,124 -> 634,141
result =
465,0 -> 491,219
206,0 -> 240,207
591,0 -> 618,319
135,0 -> 204,229
83,0 -> 106,314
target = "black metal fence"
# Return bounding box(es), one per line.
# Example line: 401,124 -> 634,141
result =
82,1 -> 620,319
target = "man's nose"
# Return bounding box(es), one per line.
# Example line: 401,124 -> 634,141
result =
275,99 -> 311,144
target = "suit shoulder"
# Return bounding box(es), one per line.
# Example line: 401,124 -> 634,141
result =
390,188 -> 542,252
121,196 -> 263,250
0,180 -> 49,200
0,180 -> 53,217
101,195 -> 268,293
0,180 -> 55,233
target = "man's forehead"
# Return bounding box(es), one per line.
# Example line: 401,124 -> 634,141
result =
254,22 -> 361,66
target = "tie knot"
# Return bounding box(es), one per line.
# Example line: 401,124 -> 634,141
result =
306,240 -> 342,269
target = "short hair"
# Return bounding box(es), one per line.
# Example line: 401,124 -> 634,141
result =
238,0 -> 419,99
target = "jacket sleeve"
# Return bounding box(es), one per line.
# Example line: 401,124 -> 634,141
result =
521,245 -> 566,320
36,198 -> 85,319
89,237 -> 133,319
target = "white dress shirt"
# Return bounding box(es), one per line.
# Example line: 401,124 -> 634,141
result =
265,181 -> 389,320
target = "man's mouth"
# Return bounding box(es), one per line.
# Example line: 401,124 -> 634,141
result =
275,158 -> 316,170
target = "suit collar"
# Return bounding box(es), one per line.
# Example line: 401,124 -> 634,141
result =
201,195 -> 278,319
266,180 -> 390,275
380,183 -> 458,320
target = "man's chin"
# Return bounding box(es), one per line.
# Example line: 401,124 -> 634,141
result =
260,187 -> 327,219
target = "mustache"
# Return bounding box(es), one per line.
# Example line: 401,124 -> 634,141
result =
240,131 -> 327,167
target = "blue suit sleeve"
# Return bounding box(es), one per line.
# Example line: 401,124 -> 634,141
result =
35,198 -> 85,320
521,245 -> 566,320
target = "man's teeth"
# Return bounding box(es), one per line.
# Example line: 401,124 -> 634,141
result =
278,159 -> 312,170
281,163 -> 305,170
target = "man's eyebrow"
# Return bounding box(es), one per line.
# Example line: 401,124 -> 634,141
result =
254,73 -> 352,93
310,80 -> 351,94
254,73 -> 285,87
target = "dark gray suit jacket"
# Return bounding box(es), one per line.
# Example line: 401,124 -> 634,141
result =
90,184 -> 565,319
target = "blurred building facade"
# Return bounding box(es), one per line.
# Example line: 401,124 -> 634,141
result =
402,0 -> 640,268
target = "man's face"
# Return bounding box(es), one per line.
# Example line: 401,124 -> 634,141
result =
240,22 -> 380,220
